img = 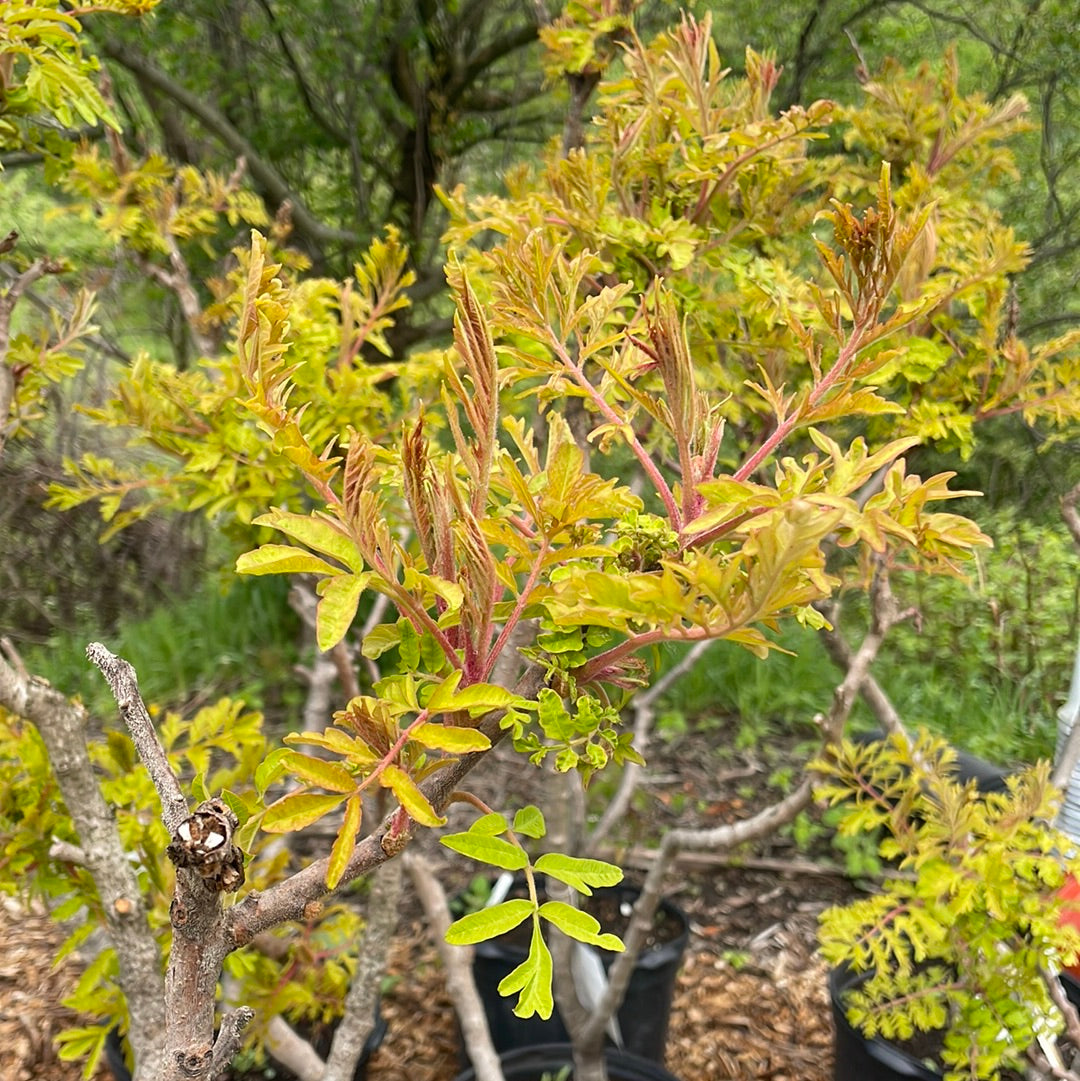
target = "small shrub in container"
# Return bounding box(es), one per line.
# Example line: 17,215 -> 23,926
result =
816,730 -> 1080,1081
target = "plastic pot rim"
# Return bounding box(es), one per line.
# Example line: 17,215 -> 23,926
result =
451,1042 -> 686,1081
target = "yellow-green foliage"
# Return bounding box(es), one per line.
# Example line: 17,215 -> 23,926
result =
816,730 -> 1080,1081
441,17 -> 1080,459
0,1 -> 155,168
0,695 -> 352,1068
1,282 -> 96,441
47,227 -> 413,535
5,2 -> 1080,1060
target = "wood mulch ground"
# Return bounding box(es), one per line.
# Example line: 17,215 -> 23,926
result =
0,896 -> 111,1081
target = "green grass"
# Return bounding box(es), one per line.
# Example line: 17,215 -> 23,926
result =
22,574 -> 303,724
657,557 -> 1070,771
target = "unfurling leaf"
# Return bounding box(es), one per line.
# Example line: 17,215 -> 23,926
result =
498,919 -> 554,1019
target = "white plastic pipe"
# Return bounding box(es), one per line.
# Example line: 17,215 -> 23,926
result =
1056,633 -> 1080,843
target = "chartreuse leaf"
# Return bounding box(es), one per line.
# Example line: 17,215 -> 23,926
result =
315,572 -> 371,651
218,788 -> 254,826
55,1025 -> 108,1078
191,770 -> 209,804
286,729 -> 379,767
539,901 -> 625,951
441,831 -> 528,870
262,791 -> 345,833
236,543 -> 343,577
410,722 -> 491,753
512,805 -> 546,838
426,670 -> 532,715
380,763 -> 445,826
361,623 -> 401,659
533,853 -> 623,895
498,918 -> 555,1019
471,812 -> 510,835
327,794 -> 362,890
445,899 -> 534,945
253,509 -> 364,572
281,750 -> 356,793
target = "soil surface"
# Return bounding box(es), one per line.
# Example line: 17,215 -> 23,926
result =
2,716 -> 857,1081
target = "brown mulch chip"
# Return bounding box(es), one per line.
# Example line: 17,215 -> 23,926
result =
0,896 -> 109,1081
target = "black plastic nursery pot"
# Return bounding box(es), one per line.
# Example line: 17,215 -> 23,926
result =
830,965 -> 1080,1081
469,881 -> 688,1064
830,966 -> 940,1081
452,1043 -> 685,1081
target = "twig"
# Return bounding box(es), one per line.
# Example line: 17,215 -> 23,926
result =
1063,481 -> 1080,552
323,859 -> 403,1081
622,847 -> 846,878
207,1007 -> 255,1081
49,839 -> 88,866
87,643 -> 245,1081
1052,483 -> 1080,793
264,1018 -> 325,1081
86,642 -> 189,834
404,851 -> 506,1081
819,610 -> 908,736
586,640 -> 713,855
358,589 -> 392,685
0,647 -> 167,1078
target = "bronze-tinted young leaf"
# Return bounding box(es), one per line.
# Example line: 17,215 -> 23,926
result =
280,750 -> 356,794
286,728 -> 379,766
380,764 -> 445,827
262,791 -> 345,834
326,794 -> 362,890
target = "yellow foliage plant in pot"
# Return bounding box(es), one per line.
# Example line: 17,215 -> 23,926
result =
816,730 -> 1080,1081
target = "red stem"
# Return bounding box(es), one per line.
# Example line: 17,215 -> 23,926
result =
481,538 -> 551,683
734,313 -> 875,483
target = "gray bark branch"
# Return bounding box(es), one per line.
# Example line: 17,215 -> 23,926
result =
95,40 -> 357,254
0,639 -> 167,1080
322,859 -> 402,1081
